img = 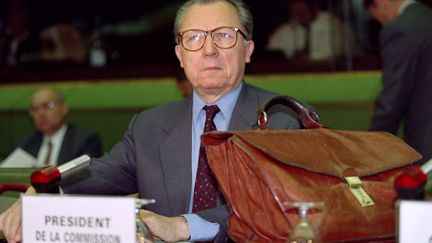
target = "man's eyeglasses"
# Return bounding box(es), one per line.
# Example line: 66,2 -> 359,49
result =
177,26 -> 248,52
29,100 -> 59,114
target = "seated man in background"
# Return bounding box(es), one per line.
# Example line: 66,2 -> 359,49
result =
267,0 -> 355,61
0,0 -> 304,242
14,87 -> 102,166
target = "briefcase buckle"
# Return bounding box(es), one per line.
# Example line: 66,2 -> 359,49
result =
345,176 -> 375,207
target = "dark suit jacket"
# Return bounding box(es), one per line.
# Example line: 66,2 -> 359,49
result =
15,124 -> 102,165
64,83 -> 302,242
370,2 -> 432,164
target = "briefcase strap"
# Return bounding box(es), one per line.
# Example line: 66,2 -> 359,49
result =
257,95 -> 323,129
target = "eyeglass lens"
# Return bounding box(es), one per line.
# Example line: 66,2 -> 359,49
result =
30,101 -> 57,113
180,27 -> 241,51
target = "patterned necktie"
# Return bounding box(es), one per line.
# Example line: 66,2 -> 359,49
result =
44,140 -> 52,165
192,105 -> 220,213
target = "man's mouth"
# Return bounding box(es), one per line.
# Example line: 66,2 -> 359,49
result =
202,66 -> 221,71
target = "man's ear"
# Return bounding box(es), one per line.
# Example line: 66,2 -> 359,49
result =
175,45 -> 184,68
245,40 -> 255,63
62,102 -> 69,117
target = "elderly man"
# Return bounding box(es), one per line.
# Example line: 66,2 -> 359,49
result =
13,87 -> 102,167
0,1 -> 302,242
365,0 -> 432,165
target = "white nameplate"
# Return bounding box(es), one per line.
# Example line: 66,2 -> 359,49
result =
22,194 -> 136,243
397,200 -> 432,243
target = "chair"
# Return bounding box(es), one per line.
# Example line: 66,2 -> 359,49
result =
0,182 -> 28,194
0,182 -> 29,214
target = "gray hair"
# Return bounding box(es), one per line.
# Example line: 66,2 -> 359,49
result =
174,0 -> 253,43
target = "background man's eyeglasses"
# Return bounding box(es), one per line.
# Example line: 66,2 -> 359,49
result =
29,100 -> 59,114
177,26 -> 248,52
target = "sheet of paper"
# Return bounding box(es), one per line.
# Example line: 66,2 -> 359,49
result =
398,200 -> 432,242
0,147 -> 37,168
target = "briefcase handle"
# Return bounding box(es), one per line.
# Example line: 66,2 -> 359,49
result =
257,95 -> 323,129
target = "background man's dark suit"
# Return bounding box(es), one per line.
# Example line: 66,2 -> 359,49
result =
14,124 -> 102,165
64,83 -> 301,241
370,2 -> 432,164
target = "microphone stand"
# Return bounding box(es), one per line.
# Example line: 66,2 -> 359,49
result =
30,155 -> 91,193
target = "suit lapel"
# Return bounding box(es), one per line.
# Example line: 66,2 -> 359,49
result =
26,133 -> 43,158
229,83 -> 260,130
159,98 -> 193,214
58,125 -> 74,165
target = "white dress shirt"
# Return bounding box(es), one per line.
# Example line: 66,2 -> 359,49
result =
35,124 -> 67,167
399,0 -> 416,15
183,82 -> 243,241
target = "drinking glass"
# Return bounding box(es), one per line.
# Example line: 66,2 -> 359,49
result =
136,217 -> 154,243
135,198 -> 156,243
283,201 -> 326,243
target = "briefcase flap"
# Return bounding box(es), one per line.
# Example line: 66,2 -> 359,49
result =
202,128 -> 421,178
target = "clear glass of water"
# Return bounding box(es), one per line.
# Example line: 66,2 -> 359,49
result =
283,201 -> 326,243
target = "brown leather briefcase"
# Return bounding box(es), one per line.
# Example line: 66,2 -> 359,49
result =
202,96 -> 421,242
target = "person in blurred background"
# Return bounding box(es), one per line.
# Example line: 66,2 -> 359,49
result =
0,0 -> 40,67
266,0 -> 354,61
14,87 -> 102,166
365,0 -> 432,165
39,23 -> 87,64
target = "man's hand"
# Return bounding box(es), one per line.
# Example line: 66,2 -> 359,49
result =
138,210 -> 190,242
0,199 -> 22,243
0,187 -> 36,243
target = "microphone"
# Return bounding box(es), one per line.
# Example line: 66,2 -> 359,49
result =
30,155 -> 91,193
394,158 -> 432,200
421,158 -> 432,175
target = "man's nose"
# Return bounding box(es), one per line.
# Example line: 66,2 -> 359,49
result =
34,108 -> 48,117
202,35 -> 217,56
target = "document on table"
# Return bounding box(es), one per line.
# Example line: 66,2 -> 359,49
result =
0,147 -> 37,168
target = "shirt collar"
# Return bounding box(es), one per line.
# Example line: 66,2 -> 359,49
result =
399,0 -> 416,15
192,82 -> 243,122
43,124 -> 67,145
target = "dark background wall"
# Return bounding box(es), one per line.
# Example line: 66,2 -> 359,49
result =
1,0 -> 431,64
0,0 -> 390,66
